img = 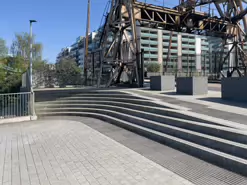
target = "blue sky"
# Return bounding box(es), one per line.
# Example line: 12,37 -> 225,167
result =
0,0 -> 179,63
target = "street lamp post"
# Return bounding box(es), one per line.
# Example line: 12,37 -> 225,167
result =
29,19 -> 37,119
29,20 -> 37,93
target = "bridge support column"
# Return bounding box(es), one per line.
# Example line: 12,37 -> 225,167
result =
158,30 -> 163,74
177,33 -> 182,71
196,37 -> 202,73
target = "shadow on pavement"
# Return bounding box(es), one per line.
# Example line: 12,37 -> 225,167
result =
161,91 -> 194,96
198,97 -> 247,109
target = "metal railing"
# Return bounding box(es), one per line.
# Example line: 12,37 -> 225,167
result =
0,92 -> 32,119
160,52 -> 245,79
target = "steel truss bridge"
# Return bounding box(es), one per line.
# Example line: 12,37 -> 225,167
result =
87,0 -> 247,87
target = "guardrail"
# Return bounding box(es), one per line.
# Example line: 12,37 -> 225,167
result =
0,92 -> 33,119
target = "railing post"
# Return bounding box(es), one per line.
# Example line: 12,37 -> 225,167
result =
30,92 -> 37,120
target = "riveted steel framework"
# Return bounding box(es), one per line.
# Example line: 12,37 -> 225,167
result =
97,0 -> 247,87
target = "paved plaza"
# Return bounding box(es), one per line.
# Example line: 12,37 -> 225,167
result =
0,119 -> 194,185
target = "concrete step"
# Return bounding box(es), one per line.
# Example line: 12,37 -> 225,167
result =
35,89 -> 127,95
38,111 -> 247,177
35,101 -> 231,127
35,89 -> 128,102
37,107 -> 247,160
36,97 -> 171,109
35,103 -> 247,145
68,93 -> 146,99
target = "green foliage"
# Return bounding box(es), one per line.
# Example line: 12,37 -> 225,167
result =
33,60 -> 56,88
0,32 -> 44,92
56,58 -> 82,87
0,38 -> 8,58
146,62 -> 161,72
10,32 -> 42,61
0,56 -> 27,93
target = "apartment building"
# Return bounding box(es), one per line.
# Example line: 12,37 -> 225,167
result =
58,25 -> 247,76
56,47 -> 72,62
138,27 -> 247,74
138,27 -> 224,74
56,32 -> 99,71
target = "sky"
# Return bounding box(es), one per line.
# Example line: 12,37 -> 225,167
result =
0,0 -> 179,63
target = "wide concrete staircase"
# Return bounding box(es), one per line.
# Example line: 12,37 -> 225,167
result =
35,89 -> 247,177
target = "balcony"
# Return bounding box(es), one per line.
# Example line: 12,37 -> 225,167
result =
181,44 -> 195,48
182,50 -> 196,54
182,38 -> 196,42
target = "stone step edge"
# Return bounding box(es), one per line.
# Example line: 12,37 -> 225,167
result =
36,103 -> 243,134
38,111 -> 247,176
35,98 -> 171,109
68,93 -> 145,96
38,107 -> 247,151
35,100 -> 212,124
36,105 -> 247,136
37,97 -> 154,103
35,100 -> 237,128
124,90 -> 247,130
60,96 -> 153,101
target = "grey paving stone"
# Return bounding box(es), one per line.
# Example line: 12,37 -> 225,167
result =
0,119 -> 194,185
62,116 -> 247,185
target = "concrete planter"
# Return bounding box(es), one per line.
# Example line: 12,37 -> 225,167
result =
176,77 -> 208,95
222,77 -> 247,101
150,75 -> 175,91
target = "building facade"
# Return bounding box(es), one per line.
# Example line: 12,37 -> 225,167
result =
56,47 -> 72,62
138,27 -> 247,75
137,27 -> 222,74
57,26 -> 247,77
56,32 -> 99,72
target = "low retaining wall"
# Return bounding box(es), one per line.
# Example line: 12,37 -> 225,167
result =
0,116 -> 35,124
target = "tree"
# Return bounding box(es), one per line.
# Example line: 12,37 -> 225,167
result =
33,60 -> 56,88
56,58 -> 83,87
8,32 -> 44,90
0,56 -> 27,93
0,38 -> 8,58
146,62 -> 161,72
10,32 -> 42,61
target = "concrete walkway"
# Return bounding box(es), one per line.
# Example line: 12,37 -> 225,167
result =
0,119 -> 193,185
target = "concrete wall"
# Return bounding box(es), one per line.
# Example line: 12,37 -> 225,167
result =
21,72 -> 30,92
195,37 -> 202,72
222,77 -> 247,101
177,34 -> 182,71
158,30 -> 163,73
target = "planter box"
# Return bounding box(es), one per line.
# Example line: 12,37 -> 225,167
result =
150,75 -> 175,91
176,77 -> 208,95
222,77 -> 247,101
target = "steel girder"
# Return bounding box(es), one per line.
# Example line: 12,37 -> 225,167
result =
97,0 -> 140,87
97,0 -> 247,87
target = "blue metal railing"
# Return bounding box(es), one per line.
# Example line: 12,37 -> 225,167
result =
0,92 -> 32,119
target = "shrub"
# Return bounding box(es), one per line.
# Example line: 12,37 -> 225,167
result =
146,62 -> 160,72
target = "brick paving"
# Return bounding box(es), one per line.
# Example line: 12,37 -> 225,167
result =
0,120 -> 194,185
